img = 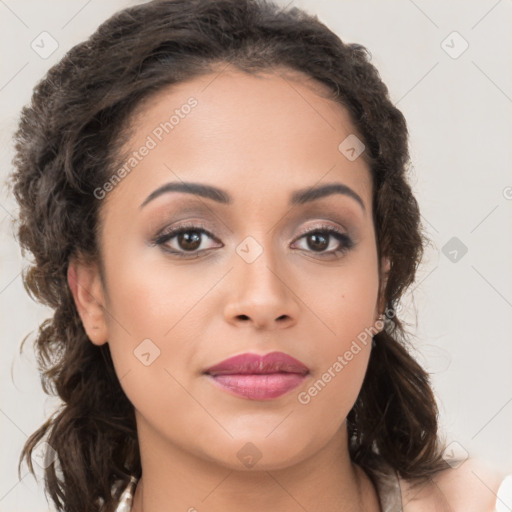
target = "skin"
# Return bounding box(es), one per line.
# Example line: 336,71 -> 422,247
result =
68,65 -> 392,512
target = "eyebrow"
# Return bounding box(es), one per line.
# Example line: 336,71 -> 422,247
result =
140,181 -> 366,212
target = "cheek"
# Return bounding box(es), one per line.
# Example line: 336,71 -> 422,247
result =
101,236 -> 218,338
297,246 -> 380,342
294,251 -> 379,406
99,239 -> 228,405
293,266 -> 378,426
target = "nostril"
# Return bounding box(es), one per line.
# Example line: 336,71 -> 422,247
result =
237,314 -> 250,321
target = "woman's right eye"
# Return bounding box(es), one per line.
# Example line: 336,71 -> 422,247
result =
152,223 -> 222,258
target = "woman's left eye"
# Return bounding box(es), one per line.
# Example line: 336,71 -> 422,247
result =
151,223 -> 354,259
292,226 -> 354,257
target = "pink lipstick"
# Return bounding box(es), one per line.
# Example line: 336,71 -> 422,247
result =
204,351 -> 309,400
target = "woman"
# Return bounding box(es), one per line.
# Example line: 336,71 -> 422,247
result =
7,0 -> 507,510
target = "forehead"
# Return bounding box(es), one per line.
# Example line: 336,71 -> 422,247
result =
103,67 -> 373,217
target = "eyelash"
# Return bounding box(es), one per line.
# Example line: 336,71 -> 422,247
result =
151,222 -> 354,259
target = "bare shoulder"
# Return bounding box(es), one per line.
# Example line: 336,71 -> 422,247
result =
399,457 -> 506,511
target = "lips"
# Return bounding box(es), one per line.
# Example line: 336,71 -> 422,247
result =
204,352 -> 309,400
204,351 -> 309,376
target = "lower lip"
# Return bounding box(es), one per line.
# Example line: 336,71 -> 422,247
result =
207,373 -> 307,400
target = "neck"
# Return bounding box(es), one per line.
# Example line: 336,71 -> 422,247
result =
130,418 -> 381,512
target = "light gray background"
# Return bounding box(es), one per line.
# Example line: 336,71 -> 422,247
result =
1,1 -> 511,510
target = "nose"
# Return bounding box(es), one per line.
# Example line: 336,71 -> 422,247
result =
223,241 -> 300,331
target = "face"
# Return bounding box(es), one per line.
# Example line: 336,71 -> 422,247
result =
69,66 -> 389,471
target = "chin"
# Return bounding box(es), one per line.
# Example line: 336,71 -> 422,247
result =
196,433 -> 323,473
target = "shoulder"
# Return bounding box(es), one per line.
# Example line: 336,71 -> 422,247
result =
399,457 -> 507,511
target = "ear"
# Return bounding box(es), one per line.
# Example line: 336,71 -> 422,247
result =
67,257 -> 108,346
376,256 -> 391,318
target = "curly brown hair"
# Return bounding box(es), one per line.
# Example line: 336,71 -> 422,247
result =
8,0 -> 450,510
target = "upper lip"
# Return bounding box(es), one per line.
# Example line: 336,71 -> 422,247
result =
204,351 -> 309,376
